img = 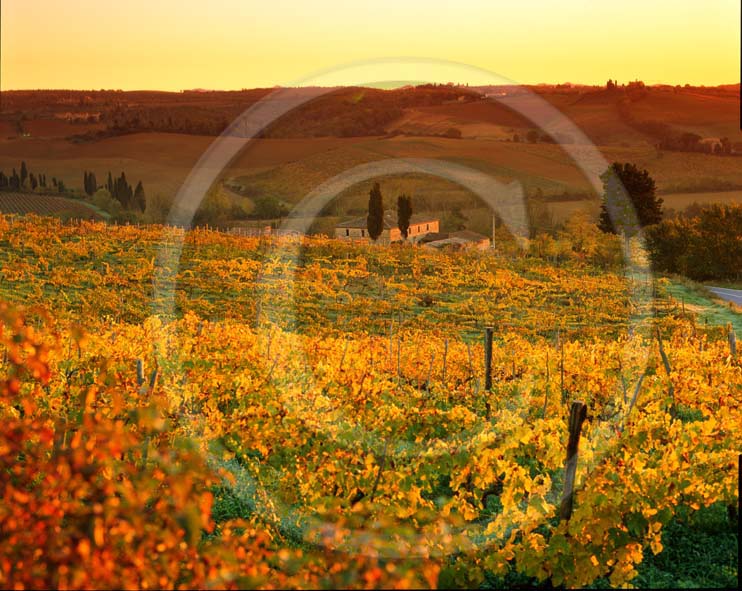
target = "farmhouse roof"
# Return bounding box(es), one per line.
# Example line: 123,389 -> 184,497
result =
419,230 -> 490,244
335,210 -> 438,229
417,232 -> 449,244
423,237 -> 471,249
450,230 -> 490,242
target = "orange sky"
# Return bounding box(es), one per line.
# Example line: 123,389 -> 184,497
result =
1,0 -> 739,90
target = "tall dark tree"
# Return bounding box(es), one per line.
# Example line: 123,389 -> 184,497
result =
112,172 -> 133,208
29,173 -> 38,190
10,169 -> 20,190
107,171 -> 113,194
598,162 -> 663,237
89,172 -> 97,194
397,194 -> 413,239
133,181 -> 146,212
0,171 -> 7,189
366,182 -> 384,241
20,161 -> 28,187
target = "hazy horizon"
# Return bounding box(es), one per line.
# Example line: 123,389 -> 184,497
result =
2,0 -> 739,91
3,80 -> 740,93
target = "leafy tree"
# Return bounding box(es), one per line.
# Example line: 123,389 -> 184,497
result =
193,188 -> 232,227
0,171 -> 7,190
143,192 -> 171,224
645,203 -> 742,280
10,169 -> 20,190
92,188 -> 122,218
681,132 -> 702,151
598,162 -> 663,237
442,206 -> 468,232
397,194 -> 412,239
366,182 -> 384,241
251,195 -> 288,219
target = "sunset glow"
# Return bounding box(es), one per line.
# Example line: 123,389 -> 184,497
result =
2,0 -> 739,90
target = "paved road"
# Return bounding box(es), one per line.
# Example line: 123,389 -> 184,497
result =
707,286 -> 742,306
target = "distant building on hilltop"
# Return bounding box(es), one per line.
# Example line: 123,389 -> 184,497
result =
334,210 -> 439,244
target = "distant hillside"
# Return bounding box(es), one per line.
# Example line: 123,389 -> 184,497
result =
2,84 -> 739,146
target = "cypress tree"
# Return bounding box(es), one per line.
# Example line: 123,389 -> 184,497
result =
397,194 -> 413,239
30,173 -> 37,190
0,171 -> 7,189
118,172 -> 130,208
20,161 -> 27,187
366,182 -> 384,241
107,172 -> 113,193
113,177 -> 121,203
133,181 -> 146,212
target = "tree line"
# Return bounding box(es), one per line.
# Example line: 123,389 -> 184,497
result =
83,170 -> 146,212
597,161 -> 740,280
0,161 -> 63,192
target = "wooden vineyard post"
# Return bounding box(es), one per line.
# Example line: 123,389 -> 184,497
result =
728,324 -> 737,356
559,400 -> 588,522
656,327 -> 677,417
136,359 -> 145,387
484,327 -> 494,418
560,337 -> 566,403
484,327 -> 494,391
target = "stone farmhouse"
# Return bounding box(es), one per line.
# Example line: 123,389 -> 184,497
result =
334,210 -> 440,244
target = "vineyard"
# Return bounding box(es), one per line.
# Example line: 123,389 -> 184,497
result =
0,214 -> 739,589
0,193 -> 102,220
